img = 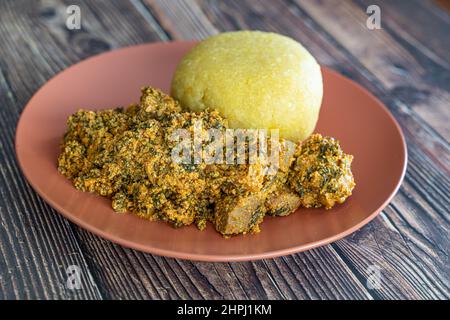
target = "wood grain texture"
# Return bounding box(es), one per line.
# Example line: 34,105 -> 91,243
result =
298,0 -> 450,140
0,0 -> 448,300
0,0 -> 106,300
179,0 -> 450,299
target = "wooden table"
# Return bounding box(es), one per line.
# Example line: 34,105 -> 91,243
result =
0,0 -> 448,300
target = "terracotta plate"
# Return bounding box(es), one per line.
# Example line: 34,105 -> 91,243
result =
15,42 -> 407,261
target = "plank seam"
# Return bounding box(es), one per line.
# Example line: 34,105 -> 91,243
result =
130,0 -> 172,41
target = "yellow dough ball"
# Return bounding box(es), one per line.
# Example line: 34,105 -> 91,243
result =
171,31 -> 323,142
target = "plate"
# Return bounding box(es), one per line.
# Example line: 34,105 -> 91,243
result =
15,42 -> 407,261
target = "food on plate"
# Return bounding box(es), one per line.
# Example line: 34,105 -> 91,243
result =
265,186 -> 302,217
288,134 -> 355,209
58,87 -> 355,237
171,31 -> 323,142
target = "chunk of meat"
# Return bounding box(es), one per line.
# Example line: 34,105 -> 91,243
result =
213,193 -> 266,236
265,187 -> 301,217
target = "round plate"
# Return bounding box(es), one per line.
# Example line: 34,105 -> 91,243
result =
15,41 -> 407,262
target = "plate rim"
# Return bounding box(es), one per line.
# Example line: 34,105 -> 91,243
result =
15,41 -> 408,262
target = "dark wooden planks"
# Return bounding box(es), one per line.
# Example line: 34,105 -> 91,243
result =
76,228 -> 373,299
281,2 -> 449,298
0,0 -> 448,300
288,0 -> 450,298
0,0 -> 163,299
146,0 -> 450,299
145,0 -> 217,39
52,0 -> 373,299
353,0 -> 450,147
0,0 -> 103,299
298,0 -> 450,141
172,0 -> 450,299
1,0 -> 375,299
67,220 -> 376,300
357,0 -> 450,67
